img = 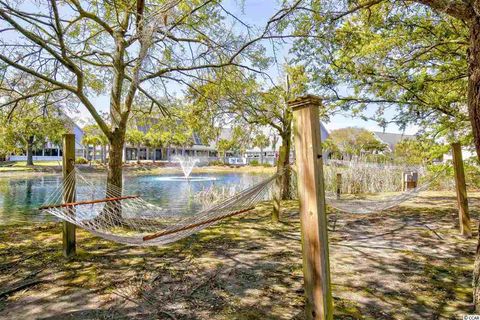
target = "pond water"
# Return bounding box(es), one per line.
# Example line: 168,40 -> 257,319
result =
0,171 -> 269,225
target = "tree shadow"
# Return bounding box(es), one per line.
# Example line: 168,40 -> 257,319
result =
1,192 -> 479,319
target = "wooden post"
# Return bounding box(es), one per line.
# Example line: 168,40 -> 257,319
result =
411,171 -> 418,189
63,134 -> 76,257
273,145 -> 288,223
290,95 -> 333,320
336,173 -> 342,199
451,142 -> 472,237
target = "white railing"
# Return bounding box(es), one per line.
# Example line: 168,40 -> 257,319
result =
8,156 -> 62,161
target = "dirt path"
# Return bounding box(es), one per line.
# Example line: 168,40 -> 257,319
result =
0,191 -> 478,319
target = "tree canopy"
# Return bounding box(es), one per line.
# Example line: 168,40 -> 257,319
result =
324,127 -> 386,160
0,102 -> 67,165
0,0 -> 304,189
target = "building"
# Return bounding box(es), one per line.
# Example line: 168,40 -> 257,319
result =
373,131 -> 477,163
244,122 -> 330,165
7,119 -> 85,162
123,122 -> 218,162
372,131 -> 415,152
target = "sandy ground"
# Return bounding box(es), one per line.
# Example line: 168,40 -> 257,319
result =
0,191 -> 478,319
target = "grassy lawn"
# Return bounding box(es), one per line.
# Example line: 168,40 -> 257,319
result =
0,161 -> 275,175
0,167 -> 34,172
12,161 -> 61,167
0,161 -> 61,173
0,191 -> 478,319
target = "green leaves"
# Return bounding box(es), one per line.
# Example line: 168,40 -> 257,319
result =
291,1 -> 469,139
325,127 -> 387,159
82,124 -> 108,147
125,129 -> 145,146
253,133 -> 270,150
0,102 -> 68,154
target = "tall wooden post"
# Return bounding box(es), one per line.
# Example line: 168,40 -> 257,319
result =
63,134 -> 76,257
451,142 -> 472,237
273,145 -> 288,223
290,95 -> 333,320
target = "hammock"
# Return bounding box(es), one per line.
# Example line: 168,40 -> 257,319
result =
39,168 -> 278,246
39,164 -> 442,245
290,162 -> 443,214
324,180 -> 434,214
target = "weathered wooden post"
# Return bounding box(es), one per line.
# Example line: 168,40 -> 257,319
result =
290,95 -> 333,320
63,134 -> 76,257
403,171 -> 418,190
336,173 -> 342,199
451,142 -> 472,237
273,145 -> 288,223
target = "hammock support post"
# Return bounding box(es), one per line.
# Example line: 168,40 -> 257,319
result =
62,133 -> 76,257
273,145 -> 288,222
451,142 -> 472,237
291,95 -> 333,320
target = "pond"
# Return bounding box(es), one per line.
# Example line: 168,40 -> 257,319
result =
0,171 -> 269,225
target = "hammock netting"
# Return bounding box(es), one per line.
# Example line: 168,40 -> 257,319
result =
39,162 -> 443,245
321,161 -> 440,214
40,168 -> 278,246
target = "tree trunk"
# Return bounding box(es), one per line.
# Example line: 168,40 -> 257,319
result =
93,145 -> 96,162
468,16 -> 480,312
279,132 -> 292,200
26,136 -> 34,166
260,147 -> 264,164
136,145 -> 141,164
102,128 -> 125,224
108,131 -> 124,190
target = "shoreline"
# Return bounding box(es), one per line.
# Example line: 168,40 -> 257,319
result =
0,163 -> 276,177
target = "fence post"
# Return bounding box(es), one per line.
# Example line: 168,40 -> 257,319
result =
63,134 -> 76,257
290,95 -> 333,320
451,142 -> 472,237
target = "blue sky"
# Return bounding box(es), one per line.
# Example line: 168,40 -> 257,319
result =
220,0 -> 418,134
69,0 -> 418,134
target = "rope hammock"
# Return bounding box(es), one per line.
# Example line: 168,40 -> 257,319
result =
303,162 -> 441,214
39,163 -> 443,245
39,168 -> 279,246
324,180 -> 434,214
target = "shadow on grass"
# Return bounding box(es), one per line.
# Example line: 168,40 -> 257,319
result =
0,192 -> 478,319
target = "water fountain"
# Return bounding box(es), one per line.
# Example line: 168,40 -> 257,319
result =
156,156 -> 216,182
175,156 -> 199,179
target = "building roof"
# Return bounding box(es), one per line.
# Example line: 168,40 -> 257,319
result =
373,131 -> 415,151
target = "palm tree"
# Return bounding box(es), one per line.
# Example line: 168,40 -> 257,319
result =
253,133 -> 270,164
126,129 -> 145,164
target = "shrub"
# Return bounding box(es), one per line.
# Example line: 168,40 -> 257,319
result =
208,160 -> 224,166
75,157 -> 88,164
262,163 -> 273,167
249,159 -> 260,166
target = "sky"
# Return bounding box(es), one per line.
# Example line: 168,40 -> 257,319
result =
58,1 -> 417,135
218,0 -> 419,135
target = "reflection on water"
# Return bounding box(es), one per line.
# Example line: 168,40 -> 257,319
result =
0,172 -> 268,225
